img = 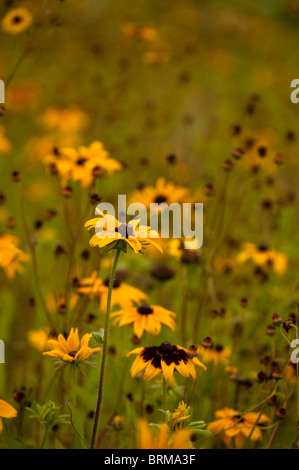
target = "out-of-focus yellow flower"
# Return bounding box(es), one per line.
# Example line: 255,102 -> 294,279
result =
0,126 -> 12,154
27,328 -> 56,352
41,107 -> 89,133
121,23 -> 159,41
128,342 -> 206,385
0,234 -> 29,279
144,51 -> 169,64
44,142 -> 122,188
46,291 -> 78,316
111,304 -> 176,338
207,408 -> 269,449
138,419 -> 194,449
0,400 -> 17,434
77,271 -> 148,312
285,362 -> 297,384
43,328 -> 101,364
213,256 -> 236,274
113,415 -> 125,430
225,366 -> 238,375
2,8 -> 32,35
130,178 -> 191,210
194,345 -> 231,366
85,210 -> 162,254
236,242 -> 287,275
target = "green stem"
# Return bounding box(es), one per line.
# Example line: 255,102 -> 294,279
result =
163,379 -> 167,410
40,426 -> 49,449
90,247 -> 121,449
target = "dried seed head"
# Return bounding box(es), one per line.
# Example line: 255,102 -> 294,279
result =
12,171 -> 21,182
166,154 -> 177,165
276,408 -> 286,420
272,313 -> 282,326
12,389 -> 26,403
202,336 -> 213,349
62,186 -> 73,197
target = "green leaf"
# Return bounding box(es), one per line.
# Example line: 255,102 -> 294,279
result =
92,329 -> 104,344
55,438 -> 66,449
65,399 -> 88,449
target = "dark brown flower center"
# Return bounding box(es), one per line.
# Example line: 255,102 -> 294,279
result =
13,16 -> 22,24
155,195 -> 167,204
258,244 -> 269,252
137,305 -> 154,315
69,350 -> 78,358
140,343 -> 190,369
115,223 -> 134,238
76,157 -> 87,166
158,342 -> 175,354
233,414 -> 244,423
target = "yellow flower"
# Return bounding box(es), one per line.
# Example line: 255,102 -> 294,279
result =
144,51 -> 169,64
77,271 -> 148,312
0,234 -> 29,279
236,242 -> 287,275
27,328 -> 56,352
121,23 -> 159,41
113,415 -> 125,430
43,328 -> 101,364
2,8 -> 32,35
44,142 -> 122,188
0,126 -> 12,154
138,419 -> 194,449
128,342 -> 206,385
285,362 -> 297,384
41,107 -> 89,133
130,177 -> 191,210
0,399 -> 17,434
194,344 -> 231,366
85,210 -> 163,254
111,304 -> 176,338
207,407 -> 269,449
170,401 -> 191,429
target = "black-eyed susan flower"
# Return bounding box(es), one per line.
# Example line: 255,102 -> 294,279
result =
0,233 -> 29,279
138,419 -> 194,449
111,304 -> 176,338
77,271 -> 148,311
128,342 -> 207,385
207,407 -> 269,449
43,328 -> 101,364
2,8 -> 33,35
0,399 -> 17,434
85,210 -> 163,254
236,242 -> 287,275
44,141 -> 122,188
192,344 -> 231,366
130,177 -> 191,210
